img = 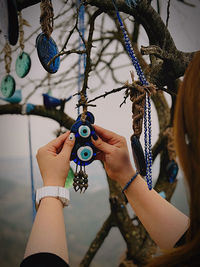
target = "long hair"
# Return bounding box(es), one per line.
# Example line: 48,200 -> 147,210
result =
146,52 -> 200,266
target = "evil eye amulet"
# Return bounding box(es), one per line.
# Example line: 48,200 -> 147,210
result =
36,33 -> 60,73
15,52 -> 31,78
70,119 -> 97,165
1,74 -> 16,97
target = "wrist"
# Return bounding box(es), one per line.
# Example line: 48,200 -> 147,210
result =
42,177 -> 66,187
117,168 -> 136,188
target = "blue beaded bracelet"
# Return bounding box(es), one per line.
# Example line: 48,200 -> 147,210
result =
122,172 -> 139,194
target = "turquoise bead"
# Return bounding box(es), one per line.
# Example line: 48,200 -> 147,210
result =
15,52 -> 31,78
1,75 -> 16,98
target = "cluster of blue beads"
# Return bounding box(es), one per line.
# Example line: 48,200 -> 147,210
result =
114,2 -> 153,190
77,1 -> 86,116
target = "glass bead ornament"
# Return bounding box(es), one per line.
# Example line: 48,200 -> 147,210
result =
166,160 -> 179,183
15,52 -> 31,78
65,167 -> 74,189
1,74 -> 16,98
36,33 -> 60,73
0,0 -> 19,45
70,112 -> 97,193
0,89 -> 22,103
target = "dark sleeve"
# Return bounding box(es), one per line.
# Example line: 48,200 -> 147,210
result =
20,252 -> 70,267
174,230 -> 187,248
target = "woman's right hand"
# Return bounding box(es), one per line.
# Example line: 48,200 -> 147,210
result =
92,125 -> 135,187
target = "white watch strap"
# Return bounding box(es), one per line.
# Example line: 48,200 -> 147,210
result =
36,186 -> 70,210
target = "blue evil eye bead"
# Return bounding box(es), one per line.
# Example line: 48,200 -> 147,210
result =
77,146 -> 93,162
166,160 -> 179,183
131,135 -> 146,176
78,125 -> 91,138
36,33 -> 60,73
15,52 -> 31,78
1,74 -> 16,97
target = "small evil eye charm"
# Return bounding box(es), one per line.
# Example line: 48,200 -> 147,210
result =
166,160 -> 179,183
15,52 -> 31,78
1,74 -> 16,98
77,146 -> 93,161
78,125 -> 91,138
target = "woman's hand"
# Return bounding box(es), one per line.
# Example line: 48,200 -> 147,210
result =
92,125 -> 135,187
36,131 -> 75,187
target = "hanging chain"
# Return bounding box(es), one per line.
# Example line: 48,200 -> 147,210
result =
112,0 -> 153,189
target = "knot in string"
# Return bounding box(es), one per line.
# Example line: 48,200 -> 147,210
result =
79,93 -> 88,122
40,0 -> 54,38
127,72 -> 156,138
19,11 -> 30,51
4,42 -> 12,74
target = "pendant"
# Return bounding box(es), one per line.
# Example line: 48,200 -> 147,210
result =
166,160 -> 179,183
15,52 -> 31,78
70,112 -> 97,192
1,74 -> 16,98
131,135 -> 146,176
36,33 -> 60,73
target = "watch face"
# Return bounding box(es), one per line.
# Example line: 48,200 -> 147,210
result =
0,0 -> 19,45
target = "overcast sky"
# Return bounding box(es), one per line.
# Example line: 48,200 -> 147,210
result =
0,0 -> 199,163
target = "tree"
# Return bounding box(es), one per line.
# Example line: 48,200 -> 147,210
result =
0,0 -> 199,266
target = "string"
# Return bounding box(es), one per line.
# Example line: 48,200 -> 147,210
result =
28,116 -> 36,222
112,0 -> 153,189
4,42 -> 12,74
40,0 -> 54,38
77,0 -> 86,116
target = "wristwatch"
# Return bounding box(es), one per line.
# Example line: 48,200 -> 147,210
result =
36,186 -> 70,210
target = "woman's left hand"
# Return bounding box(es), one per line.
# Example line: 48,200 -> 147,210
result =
36,131 -> 75,187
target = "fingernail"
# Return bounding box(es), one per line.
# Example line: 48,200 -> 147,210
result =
69,133 -> 75,141
93,133 -> 98,140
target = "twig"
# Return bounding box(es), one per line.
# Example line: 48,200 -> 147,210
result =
87,85 -> 127,104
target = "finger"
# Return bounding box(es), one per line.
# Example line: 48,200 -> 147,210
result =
59,132 -> 76,161
47,132 -> 70,150
94,152 -> 104,161
92,135 -> 113,154
93,125 -> 120,142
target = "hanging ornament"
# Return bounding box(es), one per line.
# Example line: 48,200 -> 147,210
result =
70,111 -> 97,193
163,127 -> 179,183
0,89 -> 22,103
0,0 -> 19,45
112,0 -> 155,190
15,12 -> 31,78
1,42 -> 15,98
36,0 -> 60,73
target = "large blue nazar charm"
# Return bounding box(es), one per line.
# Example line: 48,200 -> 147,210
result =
1,74 -> 16,97
36,33 -> 60,73
15,52 -> 31,78
70,112 -> 96,193
131,135 -> 146,177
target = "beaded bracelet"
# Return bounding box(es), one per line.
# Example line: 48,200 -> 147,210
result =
122,171 -> 139,194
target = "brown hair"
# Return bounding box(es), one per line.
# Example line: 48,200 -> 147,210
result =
146,51 -> 200,266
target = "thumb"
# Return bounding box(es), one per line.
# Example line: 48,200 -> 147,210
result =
92,135 -> 112,154
59,132 -> 75,160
